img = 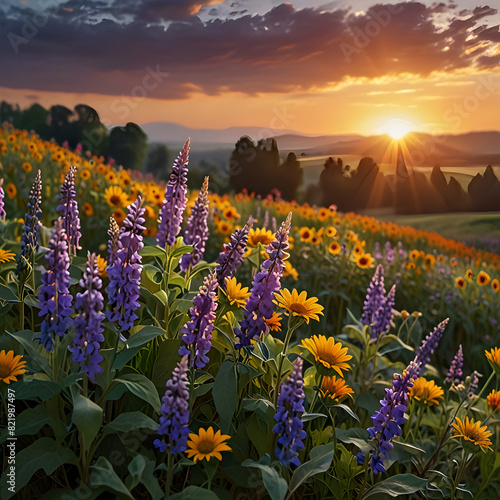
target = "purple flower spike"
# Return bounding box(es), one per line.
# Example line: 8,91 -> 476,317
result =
157,138 -> 190,248
0,179 -> 6,219
215,216 -> 254,289
69,253 -> 105,379
107,217 -> 120,268
414,318 -> 449,375
178,271 -> 218,369
361,265 -> 396,339
445,344 -> 464,385
16,170 -> 42,276
235,213 -> 291,349
38,219 -> 73,351
357,360 -> 420,474
273,358 -> 307,468
57,165 -> 81,255
154,356 -> 191,454
106,197 -> 146,334
180,176 -> 210,272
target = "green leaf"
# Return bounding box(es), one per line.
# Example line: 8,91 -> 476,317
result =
152,338 -> 181,390
364,474 -> 429,498
102,412 -> 158,436
169,485 -> 219,500
113,325 -> 166,371
90,456 -> 135,499
111,373 -> 161,413
0,438 -> 78,499
11,377 -> 63,401
140,245 -> 167,260
171,244 -> 194,260
242,459 -> 288,500
7,330 -> 52,376
71,391 -> 103,451
126,454 -> 146,490
328,403 -> 359,421
0,405 -> 56,444
301,413 -> 328,422
213,360 -> 238,433
0,284 -> 21,303
141,264 -> 163,293
288,443 -> 335,494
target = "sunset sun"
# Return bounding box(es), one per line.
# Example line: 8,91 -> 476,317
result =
382,119 -> 414,140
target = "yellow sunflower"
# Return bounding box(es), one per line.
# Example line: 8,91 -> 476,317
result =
410,377 -> 444,406
325,226 -> 337,238
409,250 -> 420,261
328,241 -> 341,255
96,254 -> 108,277
247,227 -> 274,247
6,183 -> 17,199
491,279 -> 499,293
274,288 -> 324,324
0,249 -> 16,264
451,416 -> 493,452
264,311 -> 282,332
82,202 -> 94,217
321,376 -> 354,402
224,277 -> 250,308
216,220 -> 232,235
105,186 -> 129,208
424,254 -> 436,269
22,161 -> 32,173
487,390 -> 500,412
112,208 -> 127,226
0,350 -> 27,384
80,169 -> 91,180
185,427 -> 232,462
485,347 -> 500,376
222,206 -> 240,220
455,277 -> 466,289
354,253 -> 375,269
477,271 -> 491,286
299,227 -> 313,242
465,269 -> 473,280
301,335 -> 352,377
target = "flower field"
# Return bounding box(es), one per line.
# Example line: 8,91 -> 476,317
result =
1,123 -> 500,499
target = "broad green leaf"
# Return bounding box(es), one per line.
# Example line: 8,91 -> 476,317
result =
169,485 -> 219,499
71,391 -> 103,451
7,330 -> 52,376
0,438 -> 78,499
242,459 -> 288,500
112,373 -> 161,413
102,411 -> 158,436
140,245 -> 167,261
301,413 -> 328,422
151,338 -> 181,390
113,325 -> 165,371
213,360 -> 238,433
90,456 -> 135,499
170,244 -> 194,260
328,403 -> 359,421
11,377 -> 63,401
0,405 -> 56,444
0,284 -> 21,302
288,443 -> 335,494
364,474 -> 428,498
126,454 -> 146,490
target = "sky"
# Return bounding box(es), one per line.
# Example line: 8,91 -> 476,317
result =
0,0 -> 499,135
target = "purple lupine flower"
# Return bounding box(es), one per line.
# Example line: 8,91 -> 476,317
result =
215,216 -> 254,289
361,264 -> 385,327
178,271 -> 218,369
106,197 -> 146,334
68,253 -> 105,380
0,179 -> 6,219
156,138 -> 190,248
373,284 -> 396,339
414,318 -> 449,375
273,358 -> 307,467
107,217 -> 120,268
38,219 -> 73,351
356,360 -> 420,474
16,170 -> 42,276
57,165 -> 81,255
234,213 -> 291,349
180,176 -> 210,272
154,356 -> 190,454
445,344 -> 464,385
373,242 -> 383,260
263,210 -> 269,229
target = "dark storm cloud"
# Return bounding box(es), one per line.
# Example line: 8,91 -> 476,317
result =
0,1 -> 499,98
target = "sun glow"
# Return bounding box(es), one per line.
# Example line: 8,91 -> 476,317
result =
381,119 -> 414,139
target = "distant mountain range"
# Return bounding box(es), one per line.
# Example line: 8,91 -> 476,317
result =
140,121 -> 500,167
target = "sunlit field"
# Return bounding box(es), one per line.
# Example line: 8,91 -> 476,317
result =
1,125 -> 500,499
